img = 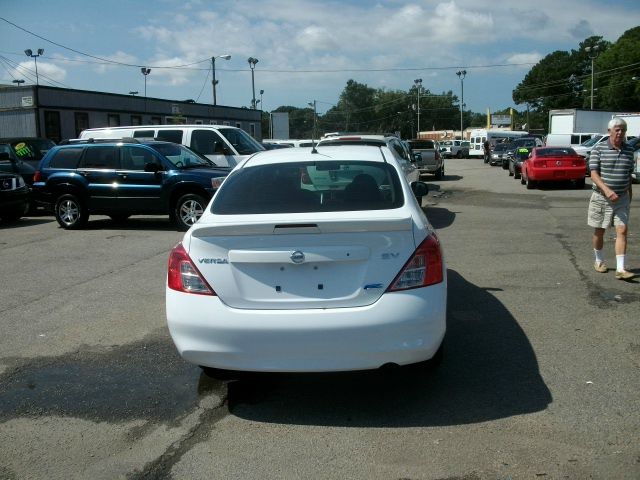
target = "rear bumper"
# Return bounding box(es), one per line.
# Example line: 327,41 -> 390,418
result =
528,167 -> 585,181
166,281 -> 447,372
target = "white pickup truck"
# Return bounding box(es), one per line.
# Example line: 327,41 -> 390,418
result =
439,139 -> 470,158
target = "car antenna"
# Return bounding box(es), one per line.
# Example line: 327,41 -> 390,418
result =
309,100 -> 318,154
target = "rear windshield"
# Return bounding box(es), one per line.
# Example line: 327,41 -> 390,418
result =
408,140 -> 435,149
537,148 -> 576,156
212,161 -> 404,214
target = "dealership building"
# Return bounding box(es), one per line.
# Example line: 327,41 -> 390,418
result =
0,85 -> 262,142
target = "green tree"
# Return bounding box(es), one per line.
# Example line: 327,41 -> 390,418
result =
591,27 -> 640,111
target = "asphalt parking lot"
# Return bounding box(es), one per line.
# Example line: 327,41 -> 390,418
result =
1,158 -> 639,479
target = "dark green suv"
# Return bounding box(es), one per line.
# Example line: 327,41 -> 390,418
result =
32,139 -> 229,230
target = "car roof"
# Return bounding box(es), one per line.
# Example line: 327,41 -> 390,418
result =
243,145 -> 392,167
56,139 -> 177,147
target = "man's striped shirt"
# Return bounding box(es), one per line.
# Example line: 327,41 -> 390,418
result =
589,139 -> 634,195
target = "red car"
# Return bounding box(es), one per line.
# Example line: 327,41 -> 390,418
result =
521,147 -> 586,189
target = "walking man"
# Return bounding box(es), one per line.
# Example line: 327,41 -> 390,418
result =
588,117 -> 635,280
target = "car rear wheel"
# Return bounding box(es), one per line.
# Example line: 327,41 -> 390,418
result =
174,193 -> 206,231
55,194 -> 88,229
526,177 -> 537,190
456,151 -> 463,159
434,164 -> 444,180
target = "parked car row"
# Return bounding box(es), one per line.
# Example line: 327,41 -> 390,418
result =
489,142 -> 587,190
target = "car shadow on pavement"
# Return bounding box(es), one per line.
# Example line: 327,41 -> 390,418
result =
424,206 -> 456,229
435,174 -> 463,182
82,217 -> 180,232
223,269 -> 552,427
0,217 -> 56,229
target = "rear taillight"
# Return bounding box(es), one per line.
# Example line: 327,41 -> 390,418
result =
167,242 -> 215,295
534,160 -> 545,168
33,171 -> 41,182
387,234 -> 443,291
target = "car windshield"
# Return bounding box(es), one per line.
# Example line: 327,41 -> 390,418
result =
493,143 -> 509,151
217,128 -> 265,155
148,143 -> 216,169
212,161 -> 404,214
581,135 -> 605,147
8,139 -> 56,161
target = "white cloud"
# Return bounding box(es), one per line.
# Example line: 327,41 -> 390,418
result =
15,61 -> 67,83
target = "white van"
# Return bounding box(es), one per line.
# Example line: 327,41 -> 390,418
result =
544,133 -> 600,148
79,125 -> 264,168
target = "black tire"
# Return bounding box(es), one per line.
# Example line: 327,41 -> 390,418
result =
174,193 -> 207,231
456,151 -> 463,159
55,194 -> 88,229
526,177 -> 536,190
434,164 -> 444,180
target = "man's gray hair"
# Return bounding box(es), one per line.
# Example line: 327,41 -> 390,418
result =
608,117 -> 627,130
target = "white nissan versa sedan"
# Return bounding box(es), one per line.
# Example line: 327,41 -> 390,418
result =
166,145 -> 447,373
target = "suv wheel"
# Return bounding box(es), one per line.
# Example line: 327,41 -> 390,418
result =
174,193 -> 206,231
55,194 -> 88,229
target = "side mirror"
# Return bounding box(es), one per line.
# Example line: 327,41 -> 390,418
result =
410,181 -> 429,198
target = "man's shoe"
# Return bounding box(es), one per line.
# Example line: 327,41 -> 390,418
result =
594,261 -> 608,273
615,270 -> 635,280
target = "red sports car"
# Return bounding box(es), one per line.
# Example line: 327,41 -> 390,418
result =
521,147 -> 586,189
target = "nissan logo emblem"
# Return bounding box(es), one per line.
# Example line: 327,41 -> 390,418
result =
290,251 -> 305,264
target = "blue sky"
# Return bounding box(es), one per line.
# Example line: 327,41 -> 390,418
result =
1,0 -> 639,116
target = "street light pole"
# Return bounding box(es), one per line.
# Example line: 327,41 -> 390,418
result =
585,45 -> 600,110
456,70 -> 466,139
414,78 -> 422,138
211,54 -> 231,106
24,48 -> 44,85
140,67 -> 151,113
247,57 -> 259,109
140,67 -> 151,97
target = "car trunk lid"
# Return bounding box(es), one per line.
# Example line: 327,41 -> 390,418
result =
186,214 -> 417,309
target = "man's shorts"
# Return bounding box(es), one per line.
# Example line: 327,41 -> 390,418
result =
587,190 -> 630,228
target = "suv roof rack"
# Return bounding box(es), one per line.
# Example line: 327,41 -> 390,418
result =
58,137 -> 143,145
